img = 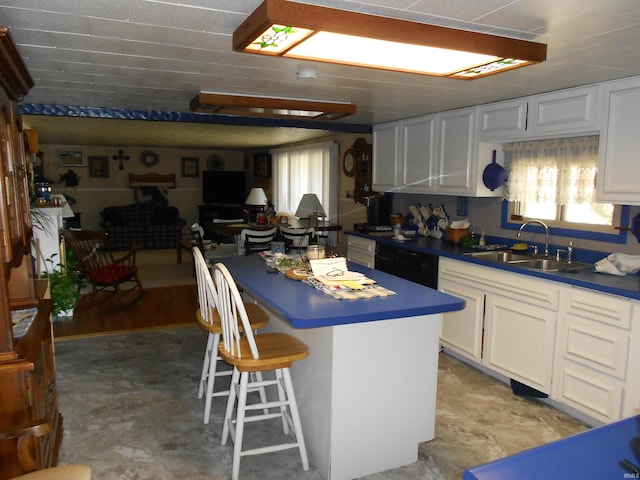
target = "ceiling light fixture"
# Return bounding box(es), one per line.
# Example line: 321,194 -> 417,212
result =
233,0 -> 547,79
190,92 -> 355,121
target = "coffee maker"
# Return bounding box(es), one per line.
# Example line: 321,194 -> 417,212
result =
365,194 -> 391,226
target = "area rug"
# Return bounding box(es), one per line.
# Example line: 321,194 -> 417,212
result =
53,284 -> 198,339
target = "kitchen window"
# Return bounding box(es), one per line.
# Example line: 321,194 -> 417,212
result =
502,135 -> 628,243
270,141 -> 338,220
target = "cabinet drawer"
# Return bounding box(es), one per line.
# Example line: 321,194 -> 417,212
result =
561,315 -> 629,379
347,249 -> 375,268
564,288 -> 632,330
553,359 -> 623,423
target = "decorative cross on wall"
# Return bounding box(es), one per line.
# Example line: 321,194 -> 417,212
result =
112,149 -> 130,170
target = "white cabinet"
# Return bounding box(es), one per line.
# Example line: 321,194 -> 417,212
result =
477,99 -> 528,140
438,257 -> 558,393
346,234 -> 376,268
528,86 -> 598,136
552,287 -> 640,423
400,115 -> 437,193
478,85 -> 598,141
595,76 -> 640,205
373,109 -> 502,197
372,121 -> 401,192
438,277 -> 485,362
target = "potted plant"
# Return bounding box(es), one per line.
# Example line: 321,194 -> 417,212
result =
44,253 -> 82,318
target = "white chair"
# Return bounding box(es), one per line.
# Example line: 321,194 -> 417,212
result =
279,226 -> 314,254
193,247 -> 269,424
213,262 -> 309,480
191,223 -> 236,260
239,227 -> 277,256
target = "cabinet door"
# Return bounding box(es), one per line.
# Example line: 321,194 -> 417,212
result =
400,115 -> 436,193
528,86 -> 598,136
483,294 -> 556,394
439,278 -> 485,362
478,99 -> 528,140
372,122 -> 401,192
436,108 -> 475,194
596,77 -> 640,205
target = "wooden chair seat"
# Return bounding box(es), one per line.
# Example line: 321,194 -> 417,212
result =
219,332 -> 308,372
196,303 -> 269,335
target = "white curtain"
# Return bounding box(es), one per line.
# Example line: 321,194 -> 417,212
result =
503,135 -> 599,206
270,141 -> 338,220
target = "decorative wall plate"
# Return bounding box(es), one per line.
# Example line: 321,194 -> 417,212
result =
140,150 -> 159,167
206,154 -> 225,170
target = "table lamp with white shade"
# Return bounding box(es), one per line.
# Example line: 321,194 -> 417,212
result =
245,187 -> 268,223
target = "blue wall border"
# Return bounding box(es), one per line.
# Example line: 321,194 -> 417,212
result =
19,103 -> 373,134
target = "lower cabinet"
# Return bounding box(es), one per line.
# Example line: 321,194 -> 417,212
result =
439,257 -> 640,424
439,258 -> 558,394
346,235 -> 376,268
552,287 -> 639,423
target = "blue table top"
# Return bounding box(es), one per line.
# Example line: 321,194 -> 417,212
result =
216,256 -> 465,329
463,415 -> 640,480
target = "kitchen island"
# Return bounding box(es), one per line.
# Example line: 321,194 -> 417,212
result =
217,256 -> 464,480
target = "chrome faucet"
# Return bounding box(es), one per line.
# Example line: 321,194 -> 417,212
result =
517,220 -> 550,256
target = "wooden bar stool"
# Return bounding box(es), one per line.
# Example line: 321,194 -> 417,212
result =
212,262 -> 309,480
193,247 -> 269,424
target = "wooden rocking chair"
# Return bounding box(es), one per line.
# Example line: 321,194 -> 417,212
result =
62,230 -> 146,306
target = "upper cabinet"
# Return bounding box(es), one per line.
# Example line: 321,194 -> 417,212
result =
595,76 -> 640,205
372,121 -> 402,192
373,109 -> 502,197
478,85 -> 598,141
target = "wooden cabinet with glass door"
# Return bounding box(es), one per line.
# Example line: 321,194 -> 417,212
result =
0,26 -> 63,479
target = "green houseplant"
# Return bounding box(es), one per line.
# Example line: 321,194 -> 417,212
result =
44,253 -> 82,317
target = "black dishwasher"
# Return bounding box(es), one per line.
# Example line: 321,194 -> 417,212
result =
375,243 -> 439,289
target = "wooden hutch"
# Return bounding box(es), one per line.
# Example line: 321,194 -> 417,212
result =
0,27 -> 63,478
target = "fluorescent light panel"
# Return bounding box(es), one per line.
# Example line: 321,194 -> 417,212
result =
234,0 -> 547,79
190,92 -> 355,120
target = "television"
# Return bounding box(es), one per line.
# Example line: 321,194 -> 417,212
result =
202,171 -> 246,205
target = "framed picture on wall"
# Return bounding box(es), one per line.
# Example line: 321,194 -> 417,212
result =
253,153 -> 271,178
181,157 -> 199,177
57,149 -> 87,167
88,156 -> 109,178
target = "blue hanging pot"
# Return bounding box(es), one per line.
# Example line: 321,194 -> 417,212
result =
482,150 -> 508,191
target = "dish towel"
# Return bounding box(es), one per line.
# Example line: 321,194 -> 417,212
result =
594,253 -> 640,276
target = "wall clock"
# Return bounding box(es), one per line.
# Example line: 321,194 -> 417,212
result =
343,149 -> 355,177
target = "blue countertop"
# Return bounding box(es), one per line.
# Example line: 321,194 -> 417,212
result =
216,256 -> 465,329
348,231 -> 640,301
463,415 -> 640,479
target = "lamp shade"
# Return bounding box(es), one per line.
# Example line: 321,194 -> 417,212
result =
245,187 -> 268,206
295,193 -> 326,218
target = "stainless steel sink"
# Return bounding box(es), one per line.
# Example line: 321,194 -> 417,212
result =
464,251 -> 531,263
507,258 -> 593,272
465,251 -> 592,272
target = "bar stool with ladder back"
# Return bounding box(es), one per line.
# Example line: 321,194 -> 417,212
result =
193,247 -> 269,424
212,262 -> 309,480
